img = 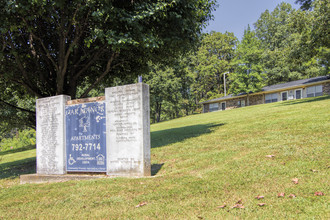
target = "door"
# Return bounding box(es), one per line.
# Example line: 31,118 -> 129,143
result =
295,89 -> 302,99
221,102 -> 226,111
281,92 -> 288,101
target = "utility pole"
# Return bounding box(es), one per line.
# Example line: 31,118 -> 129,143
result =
223,72 -> 229,96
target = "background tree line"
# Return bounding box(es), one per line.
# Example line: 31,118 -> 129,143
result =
146,0 -> 329,123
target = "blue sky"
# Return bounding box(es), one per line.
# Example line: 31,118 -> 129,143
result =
204,0 -> 300,40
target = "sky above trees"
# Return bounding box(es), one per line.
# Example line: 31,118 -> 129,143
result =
204,0 -> 299,40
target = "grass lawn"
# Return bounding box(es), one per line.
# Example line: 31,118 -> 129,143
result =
0,96 -> 329,219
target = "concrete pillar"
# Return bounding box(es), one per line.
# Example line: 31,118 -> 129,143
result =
105,83 -> 151,176
36,95 -> 71,174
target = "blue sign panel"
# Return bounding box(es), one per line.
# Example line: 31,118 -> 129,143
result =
65,102 -> 106,172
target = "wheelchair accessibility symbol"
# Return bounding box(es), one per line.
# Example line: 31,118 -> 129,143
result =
68,154 -> 76,165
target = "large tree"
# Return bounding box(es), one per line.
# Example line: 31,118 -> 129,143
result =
229,26 -> 265,95
254,2 -> 328,85
145,65 -> 182,123
145,56 -> 198,123
0,0 -> 215,130
190,31 -> 237,101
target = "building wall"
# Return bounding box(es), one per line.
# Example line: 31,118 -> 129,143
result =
302,88 -> 307,98
202,81 -> 330,113
288,90 -> 294,100
203,103 -> 209,113
225,97 -> 247,110
304,82 -> 329,97
249,94 -> 264,106
323,82 -> 330,95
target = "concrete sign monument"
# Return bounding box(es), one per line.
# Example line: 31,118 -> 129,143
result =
106,84 -> 150,176
36,95 -> 70,175
21,83 -> 150,183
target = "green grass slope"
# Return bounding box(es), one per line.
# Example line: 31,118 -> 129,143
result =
0,96 -> 329,219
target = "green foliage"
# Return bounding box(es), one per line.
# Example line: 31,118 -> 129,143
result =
0,0 -> 216,129
254,3 -> 301,84
229,27 -> 265,95
144,53 -> 209,123
145,65 -> 183,123
295,0 -> 314,10
0,129 -> 35,152
0,83 -> 36,131
254,1 -> 329,86
190,32 -> 237,100
174,55 -> 200,116
310,0 -> 330,75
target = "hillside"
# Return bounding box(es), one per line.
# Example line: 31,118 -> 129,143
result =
0,96 -> 329,219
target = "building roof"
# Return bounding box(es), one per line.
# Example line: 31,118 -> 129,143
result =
201,75 -> 330,104
261,75 -> 330,92
200,92 -> 247,104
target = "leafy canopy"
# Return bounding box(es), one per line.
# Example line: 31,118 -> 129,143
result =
229,26 -> 265,95
295,0 -> 314,10
0,0 -> 216,130
189,31 -> 237,101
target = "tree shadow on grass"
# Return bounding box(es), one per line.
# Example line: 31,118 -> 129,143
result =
0,123 -> 225,179
0,145 -> 36,156
275,95 -> 330,107
151,123 -> 225,149
0,157 -> 36,179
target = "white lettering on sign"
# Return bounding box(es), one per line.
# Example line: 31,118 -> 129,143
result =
65,104 -> 105,116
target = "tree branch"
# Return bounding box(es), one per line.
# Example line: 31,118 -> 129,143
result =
9,77 -> 43,98
79,52 -> 119,98
62,8 -> 91,77
0,99 -> 36,115
6,34 -> 43,98
30,32 -> 59,72
29,33 -> 37,58
64,5 -> 80,38
62,28 -> 82,77
73,45 -> 107,81
20,17 -> 59,72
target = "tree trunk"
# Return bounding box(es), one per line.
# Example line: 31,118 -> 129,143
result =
173,94 -> 178,118
156,102 -> 162,123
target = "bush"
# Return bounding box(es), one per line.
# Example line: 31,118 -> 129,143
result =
0,129 -> 36,152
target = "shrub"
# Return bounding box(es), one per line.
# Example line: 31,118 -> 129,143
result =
0,129 -> 36,152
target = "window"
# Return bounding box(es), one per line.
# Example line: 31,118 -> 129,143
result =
281,91 -> 288,101
209,103 -> 219,112
315,85 -> 323,96
265,93 -> 278,103
237,100 -> 246,107
295,89 -> 302,99
307,85 -> 323,97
